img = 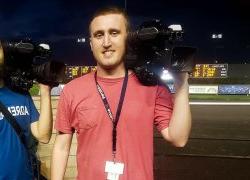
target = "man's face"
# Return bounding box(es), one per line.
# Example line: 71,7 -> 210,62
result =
89,14 -> 127,70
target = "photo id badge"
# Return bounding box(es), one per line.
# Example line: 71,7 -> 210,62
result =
105,161 -> 124,180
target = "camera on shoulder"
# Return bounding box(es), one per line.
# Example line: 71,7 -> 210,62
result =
1,39 -> 65,93
126,19 -> 197,85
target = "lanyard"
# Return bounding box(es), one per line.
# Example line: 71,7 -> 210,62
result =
94,70 -> 128,160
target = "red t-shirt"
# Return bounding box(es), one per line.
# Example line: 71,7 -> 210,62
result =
55,72 -> 173,180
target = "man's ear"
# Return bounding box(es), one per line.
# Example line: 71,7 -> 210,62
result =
89,37 -> 93,52
0,42 -> 4,64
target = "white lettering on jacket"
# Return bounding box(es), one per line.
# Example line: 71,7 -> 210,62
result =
7,106 -> 29,116
0,112 -> 4,120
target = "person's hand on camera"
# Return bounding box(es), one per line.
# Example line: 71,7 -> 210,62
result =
172,72 -> 189,92
39,83 -> 51,96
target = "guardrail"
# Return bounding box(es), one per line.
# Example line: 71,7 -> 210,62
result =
50,84 -> 250,95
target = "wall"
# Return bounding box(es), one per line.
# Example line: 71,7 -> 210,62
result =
33,96 -> 77,180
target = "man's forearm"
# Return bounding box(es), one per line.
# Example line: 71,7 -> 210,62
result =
168,83 -> 191,146
37,85 -> 53,142
51,133 -> 72,180
163,73 -> 192,147
51,146 -> 70,180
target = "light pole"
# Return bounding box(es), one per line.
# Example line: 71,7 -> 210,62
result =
211,33 -> 223,63
124,0 -> 127,10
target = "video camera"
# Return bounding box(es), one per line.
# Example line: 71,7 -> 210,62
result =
126,19 -> 197,85
1,39 -> 66,93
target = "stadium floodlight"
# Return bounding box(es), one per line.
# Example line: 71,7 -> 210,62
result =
217,34 -> 223,39
212,34 -> 217,39
77,38 -> 86,43
161,69 -> 173,81
211,33 -> 223,39
168,24 -> 182,31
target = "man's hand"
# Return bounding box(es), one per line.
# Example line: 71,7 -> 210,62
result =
31,83 -> 53,143
39,83 -> 51,96
172,72 -> 189,92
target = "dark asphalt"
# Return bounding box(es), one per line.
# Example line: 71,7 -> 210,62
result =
154,103 -> 250,180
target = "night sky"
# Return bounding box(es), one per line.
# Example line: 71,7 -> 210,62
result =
0,0 -> 250,65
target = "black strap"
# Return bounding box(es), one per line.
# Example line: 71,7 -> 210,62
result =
95,70 -> 128,160
0,100 -> 27,146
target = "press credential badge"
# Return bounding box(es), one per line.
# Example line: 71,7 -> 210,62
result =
105,161 -> 124,180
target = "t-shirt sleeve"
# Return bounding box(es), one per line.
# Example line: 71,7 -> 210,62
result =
154,85 -> 173,131
27,95 -> 39,123
55,91 -> 74,134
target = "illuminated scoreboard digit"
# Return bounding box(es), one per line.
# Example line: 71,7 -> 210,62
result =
90,66 -> 97,72
65,66 -> 72,78
65,66 -> 81,79
81,66 -> 90,75
192,64 -> 228,78
72,67 -> 80,76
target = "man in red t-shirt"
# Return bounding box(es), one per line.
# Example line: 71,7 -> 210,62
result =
51,6 -> 191,180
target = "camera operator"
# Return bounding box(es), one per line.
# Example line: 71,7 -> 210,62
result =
51,6 -> 191,180
0,41 -> 53,179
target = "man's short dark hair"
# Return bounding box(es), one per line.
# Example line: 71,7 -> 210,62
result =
89,6 -> 130,35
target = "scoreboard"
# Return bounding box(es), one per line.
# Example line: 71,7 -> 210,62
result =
65,64 -> 228,80
66,66 -> 97,80
192,64 -> 228,78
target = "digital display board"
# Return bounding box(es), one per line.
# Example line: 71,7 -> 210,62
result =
192,64 -> 228,78
66,66 -> 97,80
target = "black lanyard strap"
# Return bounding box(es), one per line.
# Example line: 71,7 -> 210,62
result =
95,70 -> 128,160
